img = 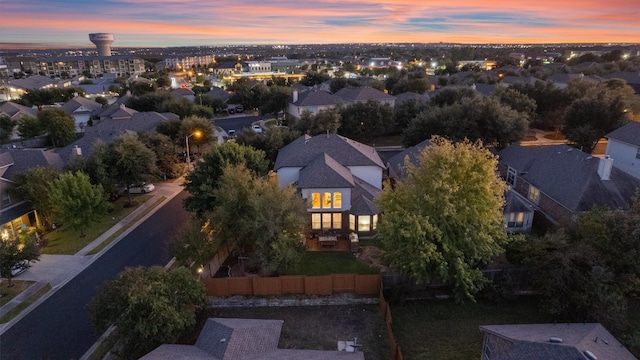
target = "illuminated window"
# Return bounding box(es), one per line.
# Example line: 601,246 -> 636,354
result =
311,213 -> 321,230
322,213 -> 332,229
506,212 -> 525,228
358,216 -> 371,232
528,185 -> 540,204
372,215 -> 378,230
332,213 -> 342,228
322,192 -> 332,208
311,193 -> 320,209
333,192 -> 342,208
349,214 -> 356,231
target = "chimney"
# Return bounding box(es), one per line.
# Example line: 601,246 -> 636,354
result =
73,145 -> 82,157
293,90 -> 298,103
597,155 -> 613,180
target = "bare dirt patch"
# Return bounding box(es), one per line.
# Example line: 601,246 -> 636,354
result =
356,246 -> 389,273
190,304 -> 390,360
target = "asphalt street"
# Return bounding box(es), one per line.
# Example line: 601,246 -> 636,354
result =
212,114 -> 266,134
0,191 -> 190,360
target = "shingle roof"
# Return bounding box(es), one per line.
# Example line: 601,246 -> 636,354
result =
0,148 -> 64,182
386,139 -> 432,180
274,134 -> 385,171
350,176 -> 381,215
605,121 -> 640,147
480,323 -> 636,360
0,101 -> 37,119
504,191 -> 533,213
393,91 -> 422,106
292,88 -> 343,107
333,87 -> 395,102
298,153 -> 355,188
498,144 -> 640,212
9,75 -> 59,90
61,96 -> 103,114
206,87 -> 231,103
96,93 -> 133,119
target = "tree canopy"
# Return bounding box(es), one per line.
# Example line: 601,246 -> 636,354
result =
86,266 -> 207,359
377,136 -> 510,302
9,166 -> 60,229
109,133 -> 158,205
37,108 -> 77,147
0,233 -> 40,287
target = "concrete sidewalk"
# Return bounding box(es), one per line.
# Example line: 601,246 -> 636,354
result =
0,179 -> 185,334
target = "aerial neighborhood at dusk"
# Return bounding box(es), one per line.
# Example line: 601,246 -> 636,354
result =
1,1 -> 640,359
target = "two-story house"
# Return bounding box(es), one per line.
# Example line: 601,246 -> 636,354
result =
498,144 -> 640,229
605,121 -> 640,180
60,95 -> 104,131
286,88 -> 344,120
274,134 -> 385,244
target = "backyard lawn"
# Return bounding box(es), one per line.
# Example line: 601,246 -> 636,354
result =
283,251 -> 380,276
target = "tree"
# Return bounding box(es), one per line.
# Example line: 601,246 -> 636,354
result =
10,166 -> 60,229
0,115 -> 16,143
259,85 -> 290,116
48,171 -> 108,237
403,96 -> 528,148
162,97 -> 193,119
206,164 -> 306,275
294,108 -> 341,136
179,116 -> 215,154
137,132 -> 183,179
86,266 -> 207,360
429,86 -> 477,107
394,98 -> 430,130
492,86 -> 537,122
0,233 -> 40,287
16,115 -> 43,139
167,217 -> 217,270
377,136 -> 510,302
236,125 -> 301,168
37,108 -> 77,147
183,141 -> 269,215
338,100 -> 395,141
109,133 -> 158,206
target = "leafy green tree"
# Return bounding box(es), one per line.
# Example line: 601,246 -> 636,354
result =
156,76 -> 171,88
162,97 -> 193,119
179,116 -> 215,154
0,115 -> 16,143
110,133 -> 158,206
37,108 -> 77,147
492,86 -> 537,122
429,86 -> 477,107
86,266 -> 207,360
9,166 -> 60,229
510,81 -> 572,129
126,91 -> 172,112
156,119 -> 182,143
404,96 -> 528,149
48,171 -> 108,237
206,164 -> 306,275
16,115 -> 43,139
167,217 -> 217,270
189,104 -> 214,119
394,98 -> 430,129
183,141 -> 269,215
339,100 -> 395,141
377,136 -> 510,302
259,85 -> 290,116
137,132 -> 183,179
236,125 -> 301,168
0,233 -> 40,287
294,108 -> 341,136
562,92 -> 629,152
94,96 -> 108,107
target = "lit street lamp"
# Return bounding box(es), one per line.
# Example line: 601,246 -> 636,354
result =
185,130 -> 202,170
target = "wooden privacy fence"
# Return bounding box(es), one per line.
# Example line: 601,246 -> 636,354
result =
379,282 -> 404,360
202,274 -> 381,297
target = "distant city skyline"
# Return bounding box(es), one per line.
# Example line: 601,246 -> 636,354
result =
1,0 -> 639,50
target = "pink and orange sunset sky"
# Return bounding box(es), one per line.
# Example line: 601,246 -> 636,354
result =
1,0 -> 639,49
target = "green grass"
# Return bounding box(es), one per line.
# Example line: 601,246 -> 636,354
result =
389,297 -> 557,360
0,280 -> 35,306
284,252 -> 379,276
87,196 -> 167,255
86,330 -> 119,360
0,283 -> 52,323
42,195 -> 152,255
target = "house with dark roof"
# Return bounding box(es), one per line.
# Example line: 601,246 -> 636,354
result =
333,87 -> 396,108
142,318 -> 365,359
0,148 -> 64,241
61,95 -> 104,131
602,71 -> 640,94
0,101 -> 38,140
497,144 -> 640,228
171,87 -> 196,102
205,86 -> 231,104
286,88 -> 343,119
274,134 -> 385,241
605,121 -> 640,179
479,323 -> 635,360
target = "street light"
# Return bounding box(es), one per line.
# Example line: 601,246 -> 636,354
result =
185,130 -> 202,170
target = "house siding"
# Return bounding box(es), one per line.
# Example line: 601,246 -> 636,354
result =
605,139 -> 640,179
276,167 -> 303,187
349,166 -> 383,189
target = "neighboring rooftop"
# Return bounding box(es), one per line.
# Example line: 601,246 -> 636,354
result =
605,121 -> 640,147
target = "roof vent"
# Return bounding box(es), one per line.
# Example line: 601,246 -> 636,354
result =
584,350 -> 597,360
549,337 -> 563,343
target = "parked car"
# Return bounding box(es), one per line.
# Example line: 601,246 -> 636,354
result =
235,105 -> 244,113
227,129 -> 236,137
1,260 -> 28,278
124,183 -> 155,194
251,124 -> 263,133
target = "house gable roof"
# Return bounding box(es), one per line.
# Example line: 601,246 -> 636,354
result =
333,86 -> 395,102
61,96 -> 103,114
298,153 -> 355,189
498,144 -> 640,212
274,134 -> 385,171
0,101 -> 37,119
292,88 -> 342,107
386,139 -> 432,180
480,323 -> 636,360
605,121 -> 640,147
0,148 -> 64,182
350,176 -> 381,215
206,87 -> 231,103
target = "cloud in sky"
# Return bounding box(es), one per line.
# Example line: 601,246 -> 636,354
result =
1,0 -> 638,48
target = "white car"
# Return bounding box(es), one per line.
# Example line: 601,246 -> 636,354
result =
1,260 -> 28,278
251,124 -> 263,133
125,183 -> 155,194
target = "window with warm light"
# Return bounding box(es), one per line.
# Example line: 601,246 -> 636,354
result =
349,214 -> 356,231
333,213 -> 342,228
528,185 -> 540,204
322,213 -> 332,229
333,192 -> 342,208
311,193 -> 320,209
358,216 -> 371,232
322,192 -> 332,208
372,214 -> 378,230
311,213 -> 321,229
311,192 -> 342,209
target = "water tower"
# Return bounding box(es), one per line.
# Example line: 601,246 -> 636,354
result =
89,33 -> 114,56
